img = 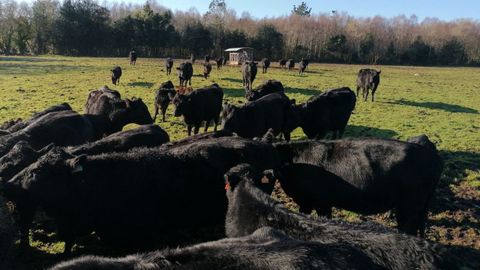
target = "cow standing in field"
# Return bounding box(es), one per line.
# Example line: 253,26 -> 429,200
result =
215,57 -> 224,70
205,55 -> 211,62
171,83 -> 224,135
296,87 -> 356,139
222,92 -> 299,141
299,58 -> 309,74
4,136 -> 280,254
190,53 -> 196,64
241,61 -> 258,90
286,59 -> 295,70
153,80 -> 176,122
224,163 -> 478,270
356,69 -> 381,101
129,50 -> 137,65
245,80 -> 285,102
165,57 -> 174,75
261,58 -> 270,73
111,66 -> 122,85
273,135 -> 443,236
203,62 -> 212,79
279,59 -> 287,68
177,62 -> 193,87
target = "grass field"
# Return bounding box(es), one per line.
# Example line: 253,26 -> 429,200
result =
1,55 -> 479,268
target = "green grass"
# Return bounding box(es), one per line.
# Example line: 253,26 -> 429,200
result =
1,55 -> 479,267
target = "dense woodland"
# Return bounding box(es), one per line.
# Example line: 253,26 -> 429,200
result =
1,0 -> 479,66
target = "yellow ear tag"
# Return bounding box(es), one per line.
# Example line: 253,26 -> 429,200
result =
261,176 -> 270,184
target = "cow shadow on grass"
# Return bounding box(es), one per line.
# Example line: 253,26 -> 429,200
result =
384,99 -> 478,114
222,78 -> 243,84
0,57 -> 70,63
285,87 -> 321,96
427,150 -> 480,232
127,82 -> 155,88
223,87 -> 246,100
343,125 -> 398,139
0,64 -> 96,76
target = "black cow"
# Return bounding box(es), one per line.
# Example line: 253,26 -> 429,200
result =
279,59 -> 287,68
204,55 -> 211,62
177,62 -> 193,87
84,86 -> 121,116
215,57 -> 223,70
171,83 -> 223,135
222,92 -> 299,141
286,59 -> 295,70
0,125 -> 169,184
129,50 -> 137,65
165,57 -> 174,75
299,58 -> 308,74
273,136 -> 443,236
245,79 -> 285,101
153,81 -> 176,122
49,227 -> 379,270
203,62 -> 212,79
261,58 -> 270,73
296,87 -> 356,139
1,103 -> 72,134
111,66 -> 122,85
224,163 -> 480,270
356,68 -> 381,101
4,136 -> 280,254
190,53 -> 195,64
241,61 -> 257,90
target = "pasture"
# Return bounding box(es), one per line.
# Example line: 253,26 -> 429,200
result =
0,55 -> 479,267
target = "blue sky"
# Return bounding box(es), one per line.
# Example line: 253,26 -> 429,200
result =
122,0 -> 479,21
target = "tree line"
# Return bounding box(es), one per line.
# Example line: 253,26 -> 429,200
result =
1,0 -> 479,66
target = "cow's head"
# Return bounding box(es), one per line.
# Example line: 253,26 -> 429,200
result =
171,93 -> 190,117
4,148 -> 82,203
125,98 -> 153,125
224,163 -> 277,194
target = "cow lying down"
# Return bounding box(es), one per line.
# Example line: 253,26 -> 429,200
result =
224,164 -> 480,270
49,227 -> 380,270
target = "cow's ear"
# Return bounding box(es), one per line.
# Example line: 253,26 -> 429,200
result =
224,173 -> 241,191
377,70 -> 381,74
67,155 -> 87,173
261,169 -> 278,184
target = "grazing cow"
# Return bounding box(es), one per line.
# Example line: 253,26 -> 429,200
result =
111,66 -> 122,85
4,136 -> 280,254
245,79 -> 285,101
204,55 -> 211,62
241,61 -> 258,90
177,62 -> 193,87
84,86 -> 121,116
165,57 -> 174,75
203,62 -> 212,79
0,125 -> 169,184
356,69 -> 381,101
49,227 -> 379,270
286,59 -> 295,70
299,58 -> 308,74
222,92 -> 300,141
261,58 -> 270,73
129,50 -> 137,65
224,163 -> 480,270
1,103 -> 72,134
153,80 -> 176,122
279,59 -> 287,68
273,136 -> 443,236
215,57 -> 223,70
190,53 -> 195,64
171,83 -> 223,135
296,87 -> 356,139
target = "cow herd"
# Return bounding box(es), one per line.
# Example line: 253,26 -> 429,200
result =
0,56 -> 478,270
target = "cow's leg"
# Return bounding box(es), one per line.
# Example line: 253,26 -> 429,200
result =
153,104 -> 159,122
213,116 -> 220,131
204,120 -> 210,132
395,205 -> 418,236
188,79 -> 192,86
17,204 -> 35,251
193,125 -> 200,135
364,89 -> 369,101
187,125 -> 192,136
356,86 -> 360,97
161,107 -> 167,122
371,90 -> 375,102
315,206 -> 333,219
